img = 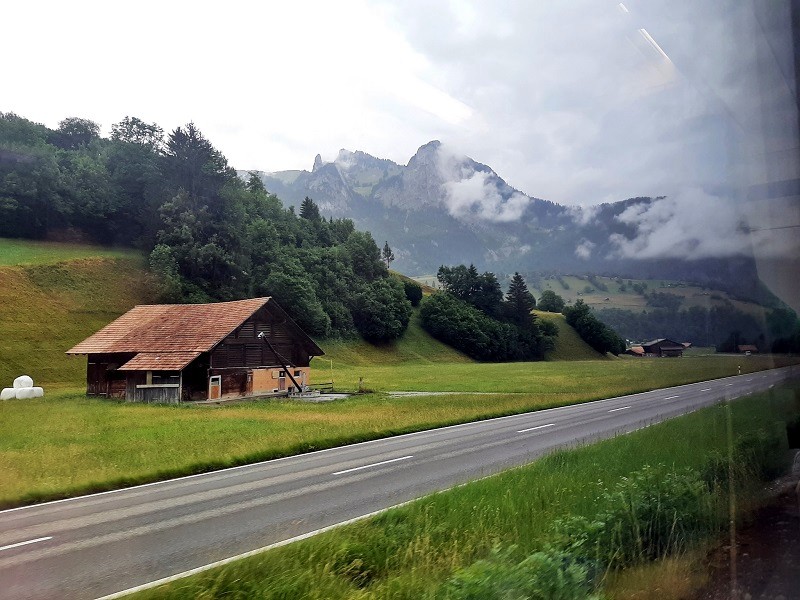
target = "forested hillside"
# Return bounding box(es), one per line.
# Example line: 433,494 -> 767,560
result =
0,113 -> 410,340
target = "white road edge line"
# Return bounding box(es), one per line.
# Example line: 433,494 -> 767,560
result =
608,406 -> 631,412
333,455 -> 413,475
517,423 -> 555,433
663,395 -> 680,400
700,388 -> 712,392
92,500 -> 417,600
0,536 -> 52,552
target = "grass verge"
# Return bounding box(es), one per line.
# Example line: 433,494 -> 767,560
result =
133,384 -> 800,599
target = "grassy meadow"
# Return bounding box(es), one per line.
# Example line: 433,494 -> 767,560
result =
1,353 -> 796,507
0,238 -> 141,266
133,384 -> 800,600
1,236 -> 798,511
0,256 -> 156,387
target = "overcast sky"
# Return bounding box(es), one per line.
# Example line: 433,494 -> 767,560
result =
3,1 -> 797,212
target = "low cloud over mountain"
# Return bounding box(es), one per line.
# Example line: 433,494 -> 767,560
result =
244,142 -> 793,298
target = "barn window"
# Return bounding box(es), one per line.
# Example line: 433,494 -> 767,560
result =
239,322 -> 255,338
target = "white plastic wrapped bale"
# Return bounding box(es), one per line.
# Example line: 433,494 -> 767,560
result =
31,387 -> 44,398
1,388 -> 15,400
13,375 -> 34,389
15,387 -> 37,399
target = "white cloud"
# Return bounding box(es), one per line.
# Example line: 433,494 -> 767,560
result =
568,205 -> 601,226
575,239 -> 596,259
436,145 -> 531,222
609,189 -> 800,260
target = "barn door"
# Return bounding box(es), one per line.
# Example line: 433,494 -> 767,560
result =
209,375 -> 222,400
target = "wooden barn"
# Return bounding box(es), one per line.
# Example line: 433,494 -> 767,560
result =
641,338 -> 685,357
67,297 -> 324,403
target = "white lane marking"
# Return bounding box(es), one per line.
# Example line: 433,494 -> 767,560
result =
726,384 -> 733,387
0,536 -> 52,552
517,423 -> 555,433
333,455 -> 413,475
700,388 -> 712,392
663,395 -> 680,400
747,378 -> 753,382
608,406 -> 631,413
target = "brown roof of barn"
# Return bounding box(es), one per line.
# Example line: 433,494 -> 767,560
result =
66,297 -> 323,357
118,352 -> 202,371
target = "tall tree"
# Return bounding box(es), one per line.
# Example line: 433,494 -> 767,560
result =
162,122 -> 231,203
538,289 -> 566,313
110,116 -> 163,148
382,241 -> 395,269
51,117 -> 100,149
299,196 -> 321,221
504,272 -> 536,325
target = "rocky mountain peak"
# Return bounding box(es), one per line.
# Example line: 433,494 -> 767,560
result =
312,153 -> 323,172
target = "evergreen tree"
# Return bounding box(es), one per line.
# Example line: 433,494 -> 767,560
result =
504,272 -> 537,325
299,196 -> 321,221
382,241 -> 395,269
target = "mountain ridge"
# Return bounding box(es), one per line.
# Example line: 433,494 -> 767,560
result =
239,142 -> 769,305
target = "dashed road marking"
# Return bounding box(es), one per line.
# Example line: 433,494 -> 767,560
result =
517,423 -> 555,433
0,537 -> 52,552
333,456 -> 413,475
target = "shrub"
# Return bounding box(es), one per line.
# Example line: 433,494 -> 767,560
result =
420,293 -> 551,361
403,280 -> 423,307
444,546 -> 601,600
553,465 -> 718,568
352,278 -> 412,342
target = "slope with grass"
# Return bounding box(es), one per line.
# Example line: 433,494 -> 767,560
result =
0,239 -> 155,387
535,310 -> 606,361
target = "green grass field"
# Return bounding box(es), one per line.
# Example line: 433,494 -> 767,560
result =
133,385 -> 800,600
0,257 -> 156,387
0,238 -> 140,266
1,354 -> 795,507
535,310 -> 605,360
1,237 -> 798,507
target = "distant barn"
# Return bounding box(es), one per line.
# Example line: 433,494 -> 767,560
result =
67,298 -> 324,403
641,338 -> 685,357
624,345 -> 645,357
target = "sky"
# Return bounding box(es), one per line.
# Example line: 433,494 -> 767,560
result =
3,1 -> 799,266
3,0 -> 793,205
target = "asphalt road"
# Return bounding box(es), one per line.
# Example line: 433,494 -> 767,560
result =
0,366 -> 796,600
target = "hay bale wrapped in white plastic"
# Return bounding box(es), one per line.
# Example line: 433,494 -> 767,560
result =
31,387 -> 44,398
13,375 -> 34,389
0,388 -> 15,400
15,387 -> 36,399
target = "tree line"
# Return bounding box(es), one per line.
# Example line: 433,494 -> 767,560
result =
419,265 -> 558,361
595,304 -> 800,352
0,112 -> 411,340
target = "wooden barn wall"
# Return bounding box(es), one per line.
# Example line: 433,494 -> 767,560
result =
210,305 -> 311,370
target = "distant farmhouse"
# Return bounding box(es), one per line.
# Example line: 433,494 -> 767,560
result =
641,338 -> 686,357
737,344 -> 759,354
67,298 -> 324,403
